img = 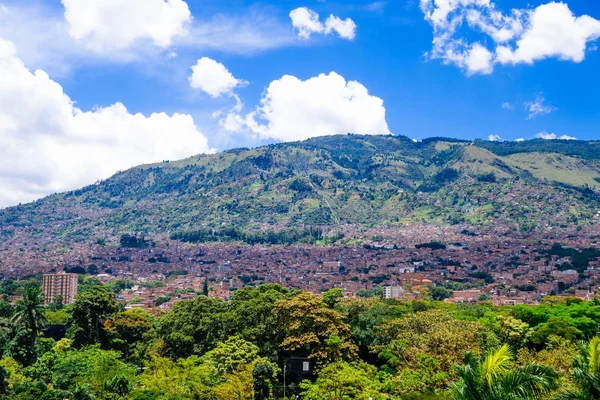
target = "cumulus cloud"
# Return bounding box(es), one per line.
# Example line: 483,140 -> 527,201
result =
515,138 -> 525,142
290,7 -> 357,40
420,0 -> 600,75
525,96 -> 557,119
189,57 -> 247,98
61,0 -> 192,51
535,132 -> 577,140
0,37 -> 211,208
222,72 -> 390,142
496,3 -> 600,65
501,102 -> 514,110
0,2 -> 297,75
488,134 -> 502,141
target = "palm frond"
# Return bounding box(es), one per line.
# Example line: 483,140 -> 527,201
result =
480,344 -> 512,387
554,391 -> 591,400
498,363 -> 558,399
588,336 -> 600,375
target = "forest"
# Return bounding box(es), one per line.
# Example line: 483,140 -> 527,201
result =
2,281 -> 600,399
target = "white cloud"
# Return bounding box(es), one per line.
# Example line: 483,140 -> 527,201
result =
222,72 -> 389,142
488,134 -> 502,141
535,132 -> 577,140
515,138 -> 525,142
0,2 -> 298,75
182,13 -> 297,54
525,96 -> 557,119
290,7 -> 357,40
501,102 -> 514,110
560,134 -> 577,140
420,0 -> 600,74
496,3 -> 600,65
61,0 -> 192,51
189,57 -> 246,98
325,15 -> 358,40
290,8 -> 323,39
466,42 -> 494,74
0,37 -> 211,208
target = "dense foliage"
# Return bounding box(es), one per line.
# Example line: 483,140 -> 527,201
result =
1,282 -> 600,399
170,227 -> 326,246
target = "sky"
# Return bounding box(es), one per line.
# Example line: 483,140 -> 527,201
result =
0,0 -> 599,207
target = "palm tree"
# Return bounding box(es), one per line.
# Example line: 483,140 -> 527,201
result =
453,344 -> 558,400
11,286 -> 48,340
556,337 -> 600,399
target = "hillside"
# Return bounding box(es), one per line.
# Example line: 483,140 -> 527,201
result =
1,134 -> 600,245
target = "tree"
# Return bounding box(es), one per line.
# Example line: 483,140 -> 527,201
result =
274,292 -> 357,363
158,295 -> 229,358
430,286 -> 453,301
530,317 -> 582,345
253,362 -> 275,400
0,366 -> 9,395
47,295 -> 64,312
51,347 -> 135,392
0,295 -> 13,318
299,361 -> 385,400
479,293 -> 492,302
228,284 -> 292,360
556,336 -> 600,399
453,344 -> 558,400
322,288 -> 344,308
11,286 -> 48,341
104,308 -> 154,360
375,309 -> 487,395
203,278 -> 209,296
490,314 -> 531,349
517,335 -> 577,388
69,286 -> 120,347
137,355 -> 218,399
213,364 -> 254,400
202,336 -> 262,375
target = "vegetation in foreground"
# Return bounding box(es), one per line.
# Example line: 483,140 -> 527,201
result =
2,282 -> 600,399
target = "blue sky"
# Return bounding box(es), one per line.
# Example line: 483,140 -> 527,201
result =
0,0 -> 599,206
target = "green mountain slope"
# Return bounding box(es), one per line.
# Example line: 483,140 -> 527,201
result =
1,134 -> 600,244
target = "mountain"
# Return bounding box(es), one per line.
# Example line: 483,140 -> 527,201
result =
1,134 -> 600,246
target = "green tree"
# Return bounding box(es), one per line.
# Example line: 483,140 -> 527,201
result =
228,284 -> 292,360
453,344 -> 558,400
0,295 -> 13,318
338,297 -> 406,360
322,288 -> 344,308
47,295 -> 64,312
530,317 -> 583,345
253,362 -> 275,400
0,365 -> 9,395
375,309 -> 487,395
300,361 -> 385,400
202,335 -> 262,375
158,295 -> 229,358
202,278 -> 209,296
212,364 -> 254,400
104,308 -> 154,361
11,286 -> 48,341
556,336 -> 600,399
69,286 -> 120,347
52,347 -> 135,392
490,314 -> 531,349
137,355 -> 218,399
430,286 -> 454,301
